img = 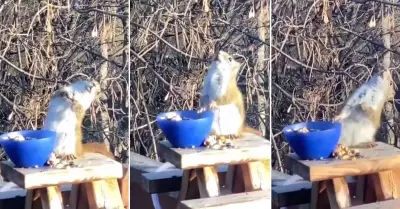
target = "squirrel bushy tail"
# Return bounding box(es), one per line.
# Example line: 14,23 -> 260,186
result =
82,143 -> 115,159
242,125 -> 263,136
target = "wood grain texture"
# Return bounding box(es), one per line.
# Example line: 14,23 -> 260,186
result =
39,186 -> 63,209
310,182 -> 319,209
224,165 -> 236,192
141,165 -> 227,194
68,185 -> 79,209
196,167 -> 220,198
178,170 -> 192,203
84,179 -> 124,209
241,160 -> 270,191
325,178 -> 351,209
347,199 -> 400,209
179,190 -> 270,209
157,134 -> 271,169
130,152 -> 165,173
0,153 -> 123,189
285,142 -> 400,181
354,175 -> 366,205
370,170 -> 400,201
25,190 -> 34,209
119,164 -> 130,208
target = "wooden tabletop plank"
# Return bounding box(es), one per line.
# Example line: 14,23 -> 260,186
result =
180,190 -> 270,209
347,199 -> 400,209
285,142 -> 400,181
130,152 -> 164,173
0,153 -> 123,189
141,165 -> 228,194
157,134 -> 271,169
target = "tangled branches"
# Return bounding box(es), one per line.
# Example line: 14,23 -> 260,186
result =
130,0 -> 269,159
271,0 -> 400,172
0,0 -> 129,162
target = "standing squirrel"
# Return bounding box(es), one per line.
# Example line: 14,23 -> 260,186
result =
43,79 -> 113,160
33,79 -> 115,202
334,70 -> 394,148
199,50 -> 262,139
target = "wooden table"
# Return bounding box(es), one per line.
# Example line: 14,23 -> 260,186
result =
285,142 -> 400,209
0,153 -> 124,209
157,134 -> 271,208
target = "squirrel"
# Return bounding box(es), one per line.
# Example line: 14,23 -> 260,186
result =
33,79 -> 115,202
42,79 -> 113,160
198,50 -> 262,139
334,70 -> 394,148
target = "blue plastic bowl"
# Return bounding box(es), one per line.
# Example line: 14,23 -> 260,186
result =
156,110 -> 214,148
0,130 -> 57,168
282,121 -> 342,160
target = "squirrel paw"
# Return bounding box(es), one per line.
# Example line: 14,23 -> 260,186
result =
366,142 -> 378,148
333,115 -> 343,122
197,101 -> 218,114
59,90 -> 74,102
197,107 -> 207,114
57,154 -> 77,161
208,101 -> 217,109
227,134 -> 240,140
356,142 -> 378,149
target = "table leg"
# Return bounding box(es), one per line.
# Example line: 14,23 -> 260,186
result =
176,170 -> 201,209
177,170 -> 199,201
325,177 -> 351,209
84,179 -> 124,209
195,166 -> 220,198
310,182 -> 320,209
225,165 -> 245,193
68,185 -> 79,209
225,165 -> 236,192
240,160 -> 270,191
39,186 -> 63,209
25,189 -> 34,209
354,175 -> 366,205
119,164 -> 130,208
370,170 -> 400,201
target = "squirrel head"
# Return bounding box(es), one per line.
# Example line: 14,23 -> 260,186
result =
211,51 -> 241,78
68,79 -> 101,110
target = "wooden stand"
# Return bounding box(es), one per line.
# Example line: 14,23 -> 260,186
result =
0,153 -> 125,209
285,142 -> 400,209
157,134 -> 271,209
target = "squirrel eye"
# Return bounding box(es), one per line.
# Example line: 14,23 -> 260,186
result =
228,57 -> 232,62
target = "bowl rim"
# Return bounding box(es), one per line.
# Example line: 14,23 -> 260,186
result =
282,121 -> 341,133
156,110 -> 214,122
0,130 -> 57,144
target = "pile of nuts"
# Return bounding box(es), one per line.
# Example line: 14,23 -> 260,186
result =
46,153 -> 82,169
332,144 -> 361,160
159,112 -> 191,121
296,127 -> 310,133
287,127 -> 316,133
204,135 -> 237,150
1,132 -> 26,141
